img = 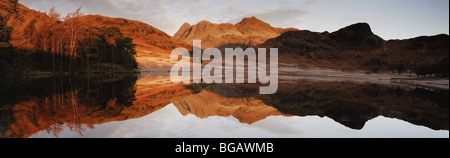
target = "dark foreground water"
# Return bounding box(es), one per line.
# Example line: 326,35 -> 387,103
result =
0,73 -> 448,138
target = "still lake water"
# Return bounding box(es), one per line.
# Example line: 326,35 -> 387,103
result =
0,73 -> 448,138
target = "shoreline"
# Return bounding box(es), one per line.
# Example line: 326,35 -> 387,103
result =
2,67 -> 448,90
279,66 -> 449,90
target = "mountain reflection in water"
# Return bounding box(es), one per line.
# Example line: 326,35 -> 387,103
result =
0,73 -> 448,138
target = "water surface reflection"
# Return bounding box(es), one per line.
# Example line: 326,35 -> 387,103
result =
29,104 -> 448,138
0,73 -> 448,138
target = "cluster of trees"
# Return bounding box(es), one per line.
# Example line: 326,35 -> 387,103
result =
385,57 -> 448,77
412,57 -> 449,77
30,7 -> 137,73
0,13 -> 14,73
1,6 -> 137,75
0,22 -> 12,47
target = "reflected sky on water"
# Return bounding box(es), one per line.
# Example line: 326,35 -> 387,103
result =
29,104 -> 449,138
1,73 -> 448,138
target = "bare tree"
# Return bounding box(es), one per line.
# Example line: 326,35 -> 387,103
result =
64,7 -> 83,73
48,7 -> 60,72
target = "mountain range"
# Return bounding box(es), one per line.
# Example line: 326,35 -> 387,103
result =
0,0 -> 449,138
258,23 -> 449,73
174,16 -> 298,49
1,0 -> 448,75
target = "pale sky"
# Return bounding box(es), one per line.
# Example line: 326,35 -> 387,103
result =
20,0 -> 449,40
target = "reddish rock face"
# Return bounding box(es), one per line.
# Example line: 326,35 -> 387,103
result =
0,0 -> 192,71
173,16 -> 298,49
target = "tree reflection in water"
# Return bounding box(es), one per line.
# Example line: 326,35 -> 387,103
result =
0,74 -> 448,138
0,74 -> 138,138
